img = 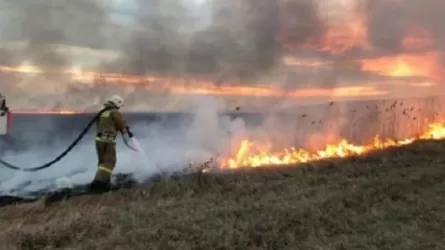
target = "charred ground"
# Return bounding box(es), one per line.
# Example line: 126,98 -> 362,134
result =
0,139 -> 444,249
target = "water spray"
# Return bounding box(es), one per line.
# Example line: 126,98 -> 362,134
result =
129,136 -> 165,175
130,137 -> 149,166
55,176 -> 74,189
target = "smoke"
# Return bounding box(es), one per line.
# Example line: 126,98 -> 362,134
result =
0,0 -> 109,65
1,0 -> 283,78
1,94 -> 344,195
103,0 -> 282,80
276,0 -> 445,58
0,0 -> 112,109
1,0 -> 444,112
0,96 -> 250,195
0,0 -> 286,110
277,0 -> 325,48
3,93 -> 445,196
365,0 -> 445,54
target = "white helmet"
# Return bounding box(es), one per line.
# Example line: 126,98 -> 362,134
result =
106,94 -> 124,108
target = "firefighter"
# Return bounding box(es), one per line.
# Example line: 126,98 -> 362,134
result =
89,94 -> 133,192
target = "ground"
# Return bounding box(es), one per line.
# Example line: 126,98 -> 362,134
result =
1,140 -> 445,250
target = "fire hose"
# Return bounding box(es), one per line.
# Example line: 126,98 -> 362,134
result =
0,107 -> 137,172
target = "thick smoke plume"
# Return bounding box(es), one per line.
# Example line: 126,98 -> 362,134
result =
2,0 -> 443,110
0,0 -> 283,77
0,0 -> 287,110
103,0 -> 281,80
365,0 -> 445,54
280,0 -> 445,56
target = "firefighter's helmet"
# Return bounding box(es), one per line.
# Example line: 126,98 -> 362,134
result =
106,95 -> 124,108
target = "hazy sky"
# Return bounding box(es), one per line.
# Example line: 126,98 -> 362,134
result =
0,0 -> 443,111
107,0 -> 137,24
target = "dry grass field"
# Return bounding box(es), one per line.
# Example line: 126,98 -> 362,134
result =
1,139 -> 445,250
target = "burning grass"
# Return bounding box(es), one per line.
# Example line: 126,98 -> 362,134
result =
220,122 -> 445,169
214,96 -> 445,170
1,139 -> 445,249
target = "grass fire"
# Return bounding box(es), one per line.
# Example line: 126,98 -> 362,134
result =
1,0 -> 445,248
222,123 -> 445,169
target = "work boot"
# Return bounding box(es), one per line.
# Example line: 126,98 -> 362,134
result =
88,180 -> 111,194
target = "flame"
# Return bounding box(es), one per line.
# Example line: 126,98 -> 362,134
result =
222,123 -> 445,169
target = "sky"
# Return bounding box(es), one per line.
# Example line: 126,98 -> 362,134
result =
0,0 -> 443,112
107,0 -> 137,25
107,0 -> 208,25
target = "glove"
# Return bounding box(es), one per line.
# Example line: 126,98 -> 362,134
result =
126,126 -> 134,138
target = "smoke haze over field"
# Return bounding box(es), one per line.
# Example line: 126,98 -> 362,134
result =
2,0 -> 445,198
2,94 -> 445,196
0,0 -> 443,111
0,97 -> 250,195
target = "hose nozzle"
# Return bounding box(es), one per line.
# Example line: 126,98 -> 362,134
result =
126,126 -> 134,138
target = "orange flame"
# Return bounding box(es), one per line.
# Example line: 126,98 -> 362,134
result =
222,123 -> 445,169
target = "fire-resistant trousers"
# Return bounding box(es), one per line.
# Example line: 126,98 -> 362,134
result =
93,141 -> 116,184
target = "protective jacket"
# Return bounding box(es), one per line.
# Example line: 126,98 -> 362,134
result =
95,102 -> 128,143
